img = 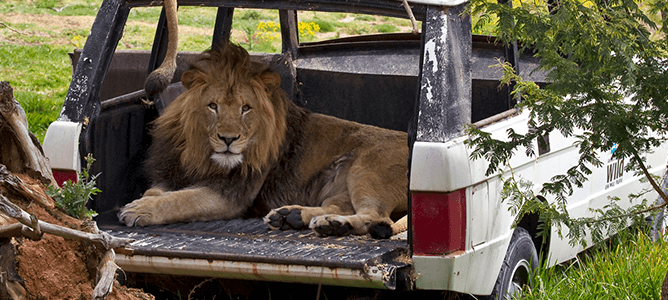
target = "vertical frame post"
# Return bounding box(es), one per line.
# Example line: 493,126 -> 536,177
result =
414,3 -> 472,143
279,10 -> 299,100
59,0 -> 129,157
280,10 -> 299,59
212,7 -> 235,47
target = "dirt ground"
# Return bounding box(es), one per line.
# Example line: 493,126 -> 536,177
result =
2,174 -> 153,300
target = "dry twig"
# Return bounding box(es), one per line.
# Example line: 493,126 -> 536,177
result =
0,21 -> 24,34
401,0 -> 419,34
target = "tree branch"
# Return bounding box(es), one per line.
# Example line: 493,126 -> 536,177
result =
0,194 -> 134,250
0,21 -> 24,34
630,146 -> 668,204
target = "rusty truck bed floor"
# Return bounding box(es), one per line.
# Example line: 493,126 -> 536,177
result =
101,218 -> 409,270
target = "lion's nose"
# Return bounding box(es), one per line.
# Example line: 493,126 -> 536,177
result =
218,134 -> 240,146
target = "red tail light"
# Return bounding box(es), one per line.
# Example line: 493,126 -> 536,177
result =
412,189 -> 466,255
52,169 -> 78,188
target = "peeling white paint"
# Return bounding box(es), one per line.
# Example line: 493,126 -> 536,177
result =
57,109 -> 70,122
422,78 -> 434,103
423,39 -> 438,74
423,12 -> 450,76
439,12 -> 449,47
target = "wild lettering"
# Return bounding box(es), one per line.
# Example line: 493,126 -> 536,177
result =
605,159 -> 624,189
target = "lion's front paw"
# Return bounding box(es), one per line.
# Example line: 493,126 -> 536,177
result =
264,207 -> 307,230
309,215 -> 352,236
118,197 -> 164,227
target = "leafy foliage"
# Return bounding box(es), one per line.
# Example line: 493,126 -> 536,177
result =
466,0 -> 668,246
47,154 -> 100,219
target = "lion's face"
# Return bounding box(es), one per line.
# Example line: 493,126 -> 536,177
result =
202,83 -> 260,169
153,44 -> 288,177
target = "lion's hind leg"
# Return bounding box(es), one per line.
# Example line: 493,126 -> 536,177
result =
309,151 -> 408,238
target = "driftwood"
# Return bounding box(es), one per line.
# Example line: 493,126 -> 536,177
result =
93,249 -> 120,300
0,190 -> 134,300
0,81 -> 57,187
0,81 -> 133,299
0,164 -> 53,208
0,194 -> 134,251
1,214 -> 27,300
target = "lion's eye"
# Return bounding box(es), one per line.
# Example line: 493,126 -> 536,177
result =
208,103 -> 218,110
242,105 -> 251,113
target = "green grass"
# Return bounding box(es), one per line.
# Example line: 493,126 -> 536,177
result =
375,23 -> 398,33
0,45 -> 72,141
523,228 -> 668,299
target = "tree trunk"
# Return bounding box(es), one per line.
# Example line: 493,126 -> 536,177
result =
0,81 -> 139,300
0,81 -> 56,188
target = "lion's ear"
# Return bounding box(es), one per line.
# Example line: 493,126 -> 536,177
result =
181,69 -> 204,89
259,70 -> 281,93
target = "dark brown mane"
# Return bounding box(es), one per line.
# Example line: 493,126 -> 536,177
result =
146,43 -> 293,186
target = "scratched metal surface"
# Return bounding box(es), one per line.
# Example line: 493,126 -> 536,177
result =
101,218 -> 409,269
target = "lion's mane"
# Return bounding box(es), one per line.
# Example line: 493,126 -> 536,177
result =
145,44 -> 295,190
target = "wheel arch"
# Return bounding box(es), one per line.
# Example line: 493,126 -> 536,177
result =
515,195 -> 550,260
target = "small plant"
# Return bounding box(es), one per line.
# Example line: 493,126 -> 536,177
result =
71,35 -> 84,48
239,10 -> 261,20
256,21 -> 280,43
297,21 -> 320,41
254,21 -> 320,45
354,14 -> 375,21
375,24 -> 398,33
47,154 -> 100,219
35,0 -> 60,9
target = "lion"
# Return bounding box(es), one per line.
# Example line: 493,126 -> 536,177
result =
118,42 -> 408,238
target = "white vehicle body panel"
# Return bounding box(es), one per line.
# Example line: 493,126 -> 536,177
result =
410,110 -> 667,294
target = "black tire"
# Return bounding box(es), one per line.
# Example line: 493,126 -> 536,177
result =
484,227 -> 539,300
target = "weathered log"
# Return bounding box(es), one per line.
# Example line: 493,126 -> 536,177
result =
92,249 -> 119,300
0,164 -> 53,208
0,194 -> 134,250
0,238 -> 26,300
0,81 -> 56,187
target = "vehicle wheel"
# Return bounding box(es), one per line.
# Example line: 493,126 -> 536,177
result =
484,227 -> 539,300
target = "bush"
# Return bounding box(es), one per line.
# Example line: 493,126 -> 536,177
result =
375,24 -> 398,33
311,19 -> 335,32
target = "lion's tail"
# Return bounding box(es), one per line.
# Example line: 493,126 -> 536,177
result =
144,0 -> 179,98
369,215 -> 408,239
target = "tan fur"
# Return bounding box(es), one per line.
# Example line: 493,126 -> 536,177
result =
118,43 -> 408,237
152,47 -> 286,178
143,0 -> 179,98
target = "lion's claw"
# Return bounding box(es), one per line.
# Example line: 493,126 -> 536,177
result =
117,197 -> 164,227
264,207 -> 306,230
118,206 -> 151,227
